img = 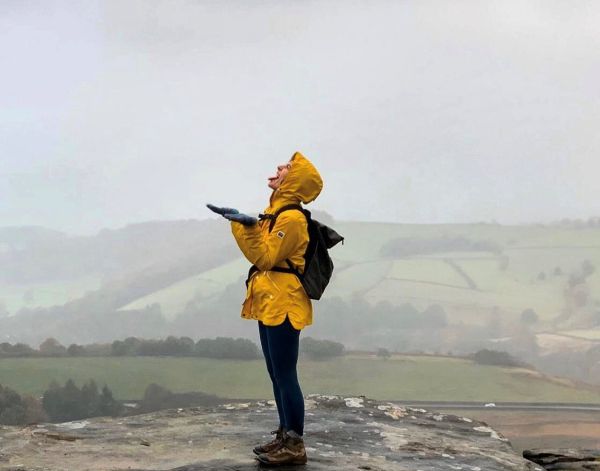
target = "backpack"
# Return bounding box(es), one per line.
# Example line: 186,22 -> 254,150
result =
245,204 -> 344,300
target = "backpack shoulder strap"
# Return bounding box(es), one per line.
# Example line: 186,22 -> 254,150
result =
258,204 -> 304,233
267,204 -> 304,232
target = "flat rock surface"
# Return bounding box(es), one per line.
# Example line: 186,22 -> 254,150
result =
0,395 -> 544,471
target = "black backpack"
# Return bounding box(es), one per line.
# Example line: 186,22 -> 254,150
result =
245,204 -> 344,300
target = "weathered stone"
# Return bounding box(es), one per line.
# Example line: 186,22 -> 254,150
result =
0,395 -> 544,470
523,449 -> 600,470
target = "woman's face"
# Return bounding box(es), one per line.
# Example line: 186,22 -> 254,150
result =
267,161 -> 291,190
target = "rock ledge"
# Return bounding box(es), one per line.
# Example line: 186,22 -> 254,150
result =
0,395 -> 544,470
524,449 -> 600,470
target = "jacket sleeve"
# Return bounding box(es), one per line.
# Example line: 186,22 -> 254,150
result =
230,212 -> 306,271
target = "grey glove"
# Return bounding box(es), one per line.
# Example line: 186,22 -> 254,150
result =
223,212 -> 257,226
206,204 -> 240,216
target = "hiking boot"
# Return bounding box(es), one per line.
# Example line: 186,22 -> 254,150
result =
256,430 -> 307,466
253,426 -> 285,456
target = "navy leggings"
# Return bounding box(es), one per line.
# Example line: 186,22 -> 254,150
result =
258,316 -> 304,436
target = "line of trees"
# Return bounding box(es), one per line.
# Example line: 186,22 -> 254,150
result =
0,379 -> 121,425
42,379 -> 122,422
0,384 -> 46,425
471,349 -> 523,367
1,334 -> 352,361
111,336 -> 261,359
139,383 -> 222,413
300,337 -> 345,360
0,336 -> 262,360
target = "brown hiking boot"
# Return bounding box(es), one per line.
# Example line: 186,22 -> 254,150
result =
253,426 -> 285,456
256,431 -> 307,466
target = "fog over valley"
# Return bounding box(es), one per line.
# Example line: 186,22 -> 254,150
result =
1,1 -> 599,234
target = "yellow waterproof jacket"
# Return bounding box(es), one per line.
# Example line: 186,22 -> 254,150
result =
230,152 -> 323,330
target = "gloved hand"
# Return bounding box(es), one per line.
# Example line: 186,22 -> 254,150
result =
206,204 -> 240,216
223,212 -> 257,226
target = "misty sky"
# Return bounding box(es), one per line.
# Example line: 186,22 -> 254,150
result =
1,0 -> 599,235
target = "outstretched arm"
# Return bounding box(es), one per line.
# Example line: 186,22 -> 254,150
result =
207,203 -> 256,225
206,203 -> 239,216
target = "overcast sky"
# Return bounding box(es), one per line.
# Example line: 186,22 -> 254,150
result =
1,0 -> 599,235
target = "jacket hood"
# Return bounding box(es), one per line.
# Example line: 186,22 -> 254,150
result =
269,151 -> 323,209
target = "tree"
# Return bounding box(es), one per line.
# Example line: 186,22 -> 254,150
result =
582,259 -> 595,277
137,339 -> 164,356
194,337 -> 260,359
111,340 -> 128,356
0,384 -> 46,425
67,344 -> 86,356
22,394 -> 47,424
0,384 -> 26,425
0,342 -> 35,357
141,383 -> 172,412
422,304 -> 448,327
42,379 -> 121,421
139,383 -> 221,413
300,337 -> 345,360
376,348 -> 391,360
61,379 -> 85,420
472,349 -> 521,367
572,285 -> 590,308
164,336 -> 194,356
39,338 -> 66,357
99,385 -> 121,416
122,336 -> 142,354
111,337 -> 143,356
520,308 -> 538,326
80,380 -> 100,416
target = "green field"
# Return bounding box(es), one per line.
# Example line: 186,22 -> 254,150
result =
118,258 -> 249,319
111,222 -> 600,325
4,222 -> 599,333
0,275 -> 102,314
1,355 -> 599,403
558,329 -> 600,341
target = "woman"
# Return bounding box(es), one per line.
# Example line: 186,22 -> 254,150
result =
207,151 -> 323,466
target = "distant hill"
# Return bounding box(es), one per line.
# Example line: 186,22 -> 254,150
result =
0,226 -> 66,251
1,219 -> 599,363
0,220 -> 238,314
119,221 -> 600,327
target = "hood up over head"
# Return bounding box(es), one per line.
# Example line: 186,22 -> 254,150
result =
270,151 -> 323,209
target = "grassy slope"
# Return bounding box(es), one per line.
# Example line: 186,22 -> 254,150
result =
1,355 -> 600,403
5,221 -> 599,326
559,329 -> 600,340
117,258 -> 249,319
0,275 -> 102,314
